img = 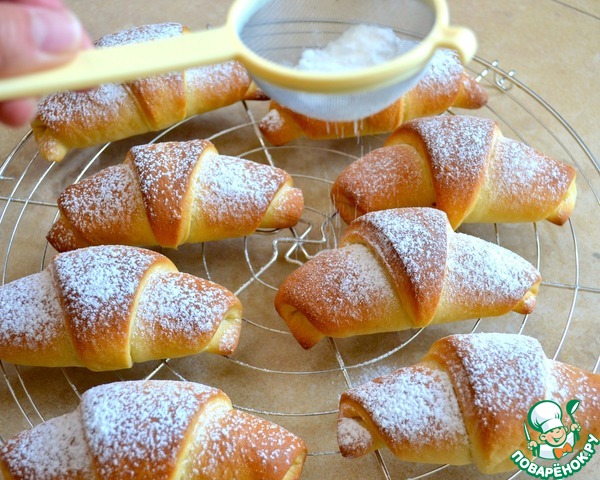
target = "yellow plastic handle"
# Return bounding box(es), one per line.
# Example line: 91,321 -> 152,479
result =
432,25 -> 478,64
0,26 -> 238,101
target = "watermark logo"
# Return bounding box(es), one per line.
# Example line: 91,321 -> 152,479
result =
510,399 -> 598,478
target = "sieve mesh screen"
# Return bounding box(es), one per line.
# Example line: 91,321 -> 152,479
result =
239,0 -> 436,67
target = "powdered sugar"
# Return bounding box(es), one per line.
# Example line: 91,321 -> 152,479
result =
134,272 -> 237,353
37,82 -> 130,135
131,140 -> 208,228
439,232 -> 540,317
340,365 -> 467,449
297,25 -> 411,73
185,61 -> 249,101
337,417 -> 374,456
193,154 -> 286,234
449,334 -> 549,426
190,408 -> 303,477
488,137 -> 573,212
0,380 -> 304,478
346,208 -> 448,324
0,270 -> 63,353
52,246 -> 158,353
95,23 -> 183,48
0,412 -> 93,478
81,380 -> 216,477
416,48 -> 463,99
285,243 -> 392,333
406,115 -> 494,225
58,164 -> 144,244
260,109 -> 285,132
353,208 -> 447,294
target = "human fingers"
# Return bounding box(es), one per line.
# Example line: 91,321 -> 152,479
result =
0,98 -> 38,127
0,3 -> 86,77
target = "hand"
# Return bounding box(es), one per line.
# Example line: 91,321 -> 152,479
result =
528,440 -> 538,451
571,422 -> 581,432
0,0 -> 91,127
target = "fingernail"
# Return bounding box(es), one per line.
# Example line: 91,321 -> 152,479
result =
29,8 -> 84,54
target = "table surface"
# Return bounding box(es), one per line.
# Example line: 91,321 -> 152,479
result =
0,1 -> 598,479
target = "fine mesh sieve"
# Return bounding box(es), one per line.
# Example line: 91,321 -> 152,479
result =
0,0 -> 476,121
236,0 -> 440,120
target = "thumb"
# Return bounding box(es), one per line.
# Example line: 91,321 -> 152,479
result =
0,4 -> 87,78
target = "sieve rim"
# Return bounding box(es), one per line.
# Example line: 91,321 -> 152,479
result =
226,0 -> 475,94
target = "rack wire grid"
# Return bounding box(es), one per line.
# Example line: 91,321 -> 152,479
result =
0,57 -> 598,480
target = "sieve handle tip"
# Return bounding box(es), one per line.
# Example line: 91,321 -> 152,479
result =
434,25 -> 478,64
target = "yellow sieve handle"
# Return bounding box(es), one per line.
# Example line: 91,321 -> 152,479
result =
431,25 -> 478,64
0,26 -> 238,102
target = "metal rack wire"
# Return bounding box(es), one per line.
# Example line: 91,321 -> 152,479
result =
0,57 -> 598,480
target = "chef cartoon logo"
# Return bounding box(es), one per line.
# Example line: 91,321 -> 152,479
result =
526,400 -> 581,460
510,398 -> 599,478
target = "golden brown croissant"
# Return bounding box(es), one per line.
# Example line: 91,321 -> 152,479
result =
258,48 -> 488,145
332,115 -> 577,227
275,208 -> 541,349
46,139 -> 304,252
337,333 -> 600,474
32,22 -> 265,162
0,380 -> 307,479
0,245 -> 242,371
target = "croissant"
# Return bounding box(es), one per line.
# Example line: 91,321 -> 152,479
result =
0,245 -> 242,371
275,208 -> 541,349
31,22 -> 265,162
46,139 -> 304,252
337,333 -> 600,474
332,115 -> 577,227
0,379 -> 307,479
258,48 -> 488,145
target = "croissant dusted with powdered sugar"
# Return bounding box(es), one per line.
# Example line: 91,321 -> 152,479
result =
275,208 -> 541,349
338,333 -> 600,474
46,139 -> 304,252
0,245 -> 242,371
258,48 -> 488,145
32,22 -> 265,162
0,380 -> 307,479
332,115 -> 577,227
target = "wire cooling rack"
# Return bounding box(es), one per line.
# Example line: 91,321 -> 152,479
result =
0,58 -> 599,480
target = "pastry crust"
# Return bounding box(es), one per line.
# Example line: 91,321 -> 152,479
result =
0,245 -> 242,371
275,208 -> 541,349
338,333 -> 600,474
332,115 -> 577,227
258,49 -> 488,145
0,380 -> 307,479
46,139 -> 304,252
32,23 -> 264,162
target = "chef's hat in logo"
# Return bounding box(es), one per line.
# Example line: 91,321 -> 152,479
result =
528,400 -> 563,433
